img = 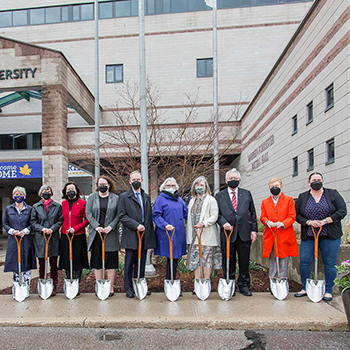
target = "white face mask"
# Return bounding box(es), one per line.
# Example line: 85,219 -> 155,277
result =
166,187 -> 176,194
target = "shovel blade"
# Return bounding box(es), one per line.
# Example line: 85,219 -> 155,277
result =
306,278 -> 325,303
218,278 -> 235,301
12,281 -> 29,302
38,279 -> 54,300
95,279 -> 111,301
270,277 -> 289,301
132,278 -> 148,300
164,279 -> 181,302
194,278 -> 211,301
64,279 -> 80,300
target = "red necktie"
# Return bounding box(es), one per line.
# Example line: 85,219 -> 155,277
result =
231,191 -> 237,211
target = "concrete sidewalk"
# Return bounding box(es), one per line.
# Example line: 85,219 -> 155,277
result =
0,292 -> 348,331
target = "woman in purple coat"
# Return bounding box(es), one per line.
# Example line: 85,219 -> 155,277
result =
153,177 -> 188,282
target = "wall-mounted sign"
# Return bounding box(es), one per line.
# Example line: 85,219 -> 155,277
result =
248,135 -> 274,171
0,161 -> 42,179
0,67 -> 38,80
68,164 -> 93,178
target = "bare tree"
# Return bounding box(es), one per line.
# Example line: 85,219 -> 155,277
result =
72,79 -> 242,196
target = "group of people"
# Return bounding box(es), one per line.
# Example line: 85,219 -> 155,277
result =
3,168 -> 347,301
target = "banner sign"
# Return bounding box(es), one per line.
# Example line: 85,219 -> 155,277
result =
68,164 -> 93,178
0,161 -> 42,179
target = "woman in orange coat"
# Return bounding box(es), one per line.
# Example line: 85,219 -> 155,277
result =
260,177 -> 298,279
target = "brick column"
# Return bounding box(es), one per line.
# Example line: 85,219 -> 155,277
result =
41,85 -> 68,202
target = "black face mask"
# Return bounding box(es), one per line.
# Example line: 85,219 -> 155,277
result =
98,185 -> 108,193
270,187 -> 281,196
42,192 -> 51,200
67,190 -> 76,199
310,181 -> 323,191
131,181 -> 142,190
227,180 -> 239,189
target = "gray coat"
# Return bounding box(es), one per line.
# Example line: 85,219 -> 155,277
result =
118,188 -> 156,250
30,199 -> 63,258
86,192 -> 120,252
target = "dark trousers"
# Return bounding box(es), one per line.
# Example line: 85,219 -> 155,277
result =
38,256 -> 58,286
65,269 -> 82,280
124,248 -> 147,291
221,235 -> 251,289
166,258 -> 179,280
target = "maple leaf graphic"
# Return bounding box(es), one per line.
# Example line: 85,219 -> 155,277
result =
19,164 -> 32,176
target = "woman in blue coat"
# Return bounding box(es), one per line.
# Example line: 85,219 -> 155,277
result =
153,177 -> 188,281
3,186 -> 36,293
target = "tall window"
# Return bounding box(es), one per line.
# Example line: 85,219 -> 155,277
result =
306,101 -> 313,124
106,64 -> 123,83
325,83 -> 334,111
292,115 -> 297,135
307,148 -> 314,171
326,138 -> 335,164
292,156 -> 298,177
197,58 -> 213,78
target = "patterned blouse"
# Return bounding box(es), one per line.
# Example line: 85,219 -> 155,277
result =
304,192 -> 330,237
191,195 -> 206,227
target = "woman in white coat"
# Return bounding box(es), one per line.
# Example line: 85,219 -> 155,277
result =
187,176 -> 221,279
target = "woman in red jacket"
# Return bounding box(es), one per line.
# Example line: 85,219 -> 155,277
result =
59,182 -> 89,285
260,177 -> 298,280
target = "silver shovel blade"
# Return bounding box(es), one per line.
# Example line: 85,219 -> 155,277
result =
38,279 -> 54,300
218,278 -> 235,301
270,277 -> 289,301
95,279 -> 111,301
164,279 -> 181,302
64,279 -> 80,300
13,281 -> 29,302
132,278 -> 148,300
306,278 -> 325,303
194,278 -> 211,301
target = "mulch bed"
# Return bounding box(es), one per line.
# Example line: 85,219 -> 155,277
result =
0,263 -> 301,295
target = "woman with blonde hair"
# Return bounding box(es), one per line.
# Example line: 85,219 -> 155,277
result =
260,177 -> 298,283
186,176 -> 221,280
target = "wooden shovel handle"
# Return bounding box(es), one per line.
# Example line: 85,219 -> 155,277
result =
224,227 -> 234,258
193,227 -> 204,258
165,227 -> 175,260
311,227 -> 322,259
98,231 -> 108,261
14,234 -> 24,264
136,230 -> 145,260
43,231 -> 52,261
66,230 -> 75,261
269,227 -> 279,258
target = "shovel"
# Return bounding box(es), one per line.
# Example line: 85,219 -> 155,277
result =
38,231 -> 54,300
164,227 -> 181,302
306,226 -> 325,303
64,231 -> 79,300
12,234 -> 29,302
194,226 -> 211,301
95,231 -> 111,301
218,227 -> 235,301
269,227 -> 289,301
132,230 -> 148,300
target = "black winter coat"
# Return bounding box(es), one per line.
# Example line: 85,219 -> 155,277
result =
117,188 -> 156,250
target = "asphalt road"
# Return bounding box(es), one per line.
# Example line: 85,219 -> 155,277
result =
0,327 -> 349,350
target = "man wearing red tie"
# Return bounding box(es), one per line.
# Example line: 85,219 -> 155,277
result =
215,168 -> 257,296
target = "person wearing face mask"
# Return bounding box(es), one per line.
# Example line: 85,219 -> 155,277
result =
295,172 -> 347,301
215,168 -> 257,296
260,178 -> 298,283
30,185 -> 63,295
186,176 -> 221,282
117,170 -> 156,298
59,182 -> 89,287
153,178 -> 188,286
86,175 -> 120,296
3,186 -> 36,296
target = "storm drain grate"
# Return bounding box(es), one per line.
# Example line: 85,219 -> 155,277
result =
99,332 -> 123,341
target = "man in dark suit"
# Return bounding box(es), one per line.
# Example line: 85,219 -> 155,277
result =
117,170 -> 156,298
215,168 -> 257,296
